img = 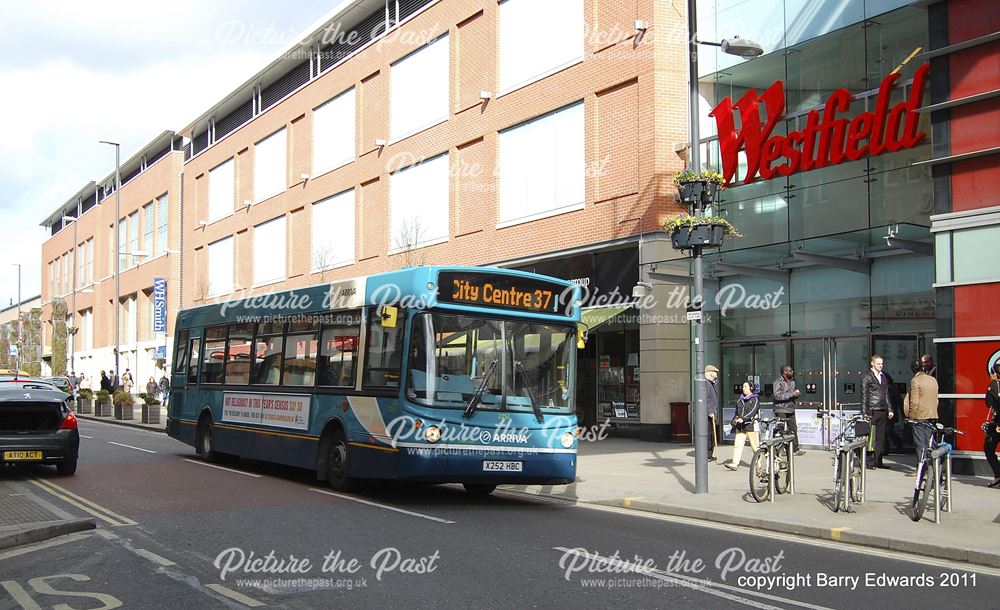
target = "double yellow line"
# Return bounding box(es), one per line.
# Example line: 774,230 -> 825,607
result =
27,478 -> 137,527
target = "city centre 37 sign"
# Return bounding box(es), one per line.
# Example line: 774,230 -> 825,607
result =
710,63 -> 930,186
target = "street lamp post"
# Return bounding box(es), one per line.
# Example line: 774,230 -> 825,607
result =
100,140 -> 121,389
12,263 -> 21,371
685,0 -> 762,494
62,216 -> 78,373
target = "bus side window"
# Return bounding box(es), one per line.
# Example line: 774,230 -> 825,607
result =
225,324 -> 254,385
187,338 -> 201,385
174,329 -> 189,380
201,326 -> 227,384
317,311 -> 361,387
363,307 -> 404,389
284,320 -> 319,386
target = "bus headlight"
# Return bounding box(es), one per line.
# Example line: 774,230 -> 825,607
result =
560,432 -> 575,448
425,426 -> 442,444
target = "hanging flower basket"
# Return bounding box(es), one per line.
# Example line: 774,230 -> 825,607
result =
664,214 -> 742,250
673,170 -> 726,206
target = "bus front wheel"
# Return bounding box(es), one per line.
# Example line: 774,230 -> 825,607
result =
327,431 -> 357,491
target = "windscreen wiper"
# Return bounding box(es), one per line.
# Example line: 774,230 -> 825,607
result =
515,361 -> 543,423
463,359 -> 497,419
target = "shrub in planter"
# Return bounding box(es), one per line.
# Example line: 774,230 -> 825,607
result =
77,388 -> 93,415
95,389 -> 112,417
142,394 -> 162,424
113,390 -> 135,420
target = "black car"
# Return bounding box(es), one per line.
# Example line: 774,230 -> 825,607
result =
0,379 -> 79,474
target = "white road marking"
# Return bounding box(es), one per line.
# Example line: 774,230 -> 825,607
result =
107,441 -> 157,453
135,548 -> 176,566
206,583 -> 266,607
309,488 -> 455,524
0,531 -> 92,561
500,489 -> 1000,577
95,529 -> 119,540
79,434 -> 93,439
183,458 -> 262,477
0,579 -> 40,610
29,478 -> 137,527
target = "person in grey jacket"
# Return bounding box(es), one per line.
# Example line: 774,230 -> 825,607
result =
773,365 -> 804,455
705,365 -> 720,461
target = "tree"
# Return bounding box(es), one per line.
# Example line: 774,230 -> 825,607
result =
392,217 -> 428,268
51,298 -> 68,376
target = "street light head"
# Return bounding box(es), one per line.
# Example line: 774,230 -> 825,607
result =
99,140 -> 120,146
721,37 -> 763,59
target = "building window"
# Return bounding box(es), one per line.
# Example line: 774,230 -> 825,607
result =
390,35 -> 449,141
156,194 -> 169,256
253,216 -> 286,286
312,189 -> 355,271
128,213 -> 139,267
313,87 -> 355,175
81,309 -> 93,351
118,218 -> 127,272
77,242 -> 86,291
948,225 -> 1000,283
254,128 -> 287,202
142,202 -> 154,255
207,237 -> 234,297
499,0 -> 583,93
390,153 -> 449,250
61,255 -> 69,296
47,261 -> 54,298
499,102 -> 584,226
208,158 -> 235,222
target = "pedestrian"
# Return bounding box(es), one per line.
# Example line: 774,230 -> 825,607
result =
904,359 -> 939,470
159,373 -> 170,408
121,368 -> 134,394
862,354 -> 894,469
773,365 -> 804,456
146,376 -> 159,397
100,370 -> 112,392
984,361 -> 1000,488
705,364 -> 720,462
724,380 -> 760,471
921,353 -> 937,378
67,371 -> 79,400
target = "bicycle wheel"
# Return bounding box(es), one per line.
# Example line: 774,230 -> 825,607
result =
749,447 -> 771,502
910,460 -> 932,522
849,452 -> 864,504
833,453 -> 845,512
774,444 -> 791,495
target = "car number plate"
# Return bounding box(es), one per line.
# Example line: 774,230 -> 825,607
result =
4,451 -> 42,461
482,460 -> 522,472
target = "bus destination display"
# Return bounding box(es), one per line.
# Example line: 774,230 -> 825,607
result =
438,271 -> 563,313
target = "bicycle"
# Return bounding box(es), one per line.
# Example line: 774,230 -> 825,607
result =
908,420 -> 964,523
749,418 -> 795,503
825,413 -> 870,513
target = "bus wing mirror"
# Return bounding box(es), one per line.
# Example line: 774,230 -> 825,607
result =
378,305 -> 398,328
577,326 -> 589,349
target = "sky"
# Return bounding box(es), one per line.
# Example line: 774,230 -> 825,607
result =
0,0 -> 340,309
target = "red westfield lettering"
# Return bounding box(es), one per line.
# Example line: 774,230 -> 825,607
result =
710,63 -> 930,186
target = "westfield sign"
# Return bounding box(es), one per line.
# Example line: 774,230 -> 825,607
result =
710,63 -> 930,186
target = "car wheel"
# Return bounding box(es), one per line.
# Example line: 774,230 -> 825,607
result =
57,460 -> 78,475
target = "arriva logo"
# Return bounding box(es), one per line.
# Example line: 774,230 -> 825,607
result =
485,431 -> 531,444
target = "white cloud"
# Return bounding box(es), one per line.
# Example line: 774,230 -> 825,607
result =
0,0 -> 335,307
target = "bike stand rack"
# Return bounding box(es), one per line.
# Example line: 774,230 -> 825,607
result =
933,452 -> 953,524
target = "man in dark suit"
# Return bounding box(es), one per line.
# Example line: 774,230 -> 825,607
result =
861,354 -> 894,469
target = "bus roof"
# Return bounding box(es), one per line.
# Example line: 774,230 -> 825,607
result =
176,266 -> 581,329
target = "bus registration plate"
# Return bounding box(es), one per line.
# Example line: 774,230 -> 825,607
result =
482,460 -> 522,472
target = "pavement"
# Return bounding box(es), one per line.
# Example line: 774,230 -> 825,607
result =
7,410 -> 1000,570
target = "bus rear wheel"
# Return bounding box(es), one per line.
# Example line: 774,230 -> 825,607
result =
327,431 -> 357,491
463,484 -> 496,496
198,417 -> 221,463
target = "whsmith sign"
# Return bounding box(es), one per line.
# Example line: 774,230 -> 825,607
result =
710,63 -> 929,186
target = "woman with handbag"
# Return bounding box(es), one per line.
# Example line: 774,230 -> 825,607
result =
725,380 -> 761,471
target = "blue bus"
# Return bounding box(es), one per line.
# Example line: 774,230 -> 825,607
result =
167,266 -> 582,494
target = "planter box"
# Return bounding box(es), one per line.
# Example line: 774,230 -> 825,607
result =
677,180 -> 721,206
114,404 -> 134,420
142,404 -> 161,424
95,400 -> 113,417
671,224 -> 726,249
78,398 -> 93,415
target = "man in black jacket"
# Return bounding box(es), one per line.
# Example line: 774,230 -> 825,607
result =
985,361 -> 1000,488
862,354 -> 894,469
773,365 -> 803,455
